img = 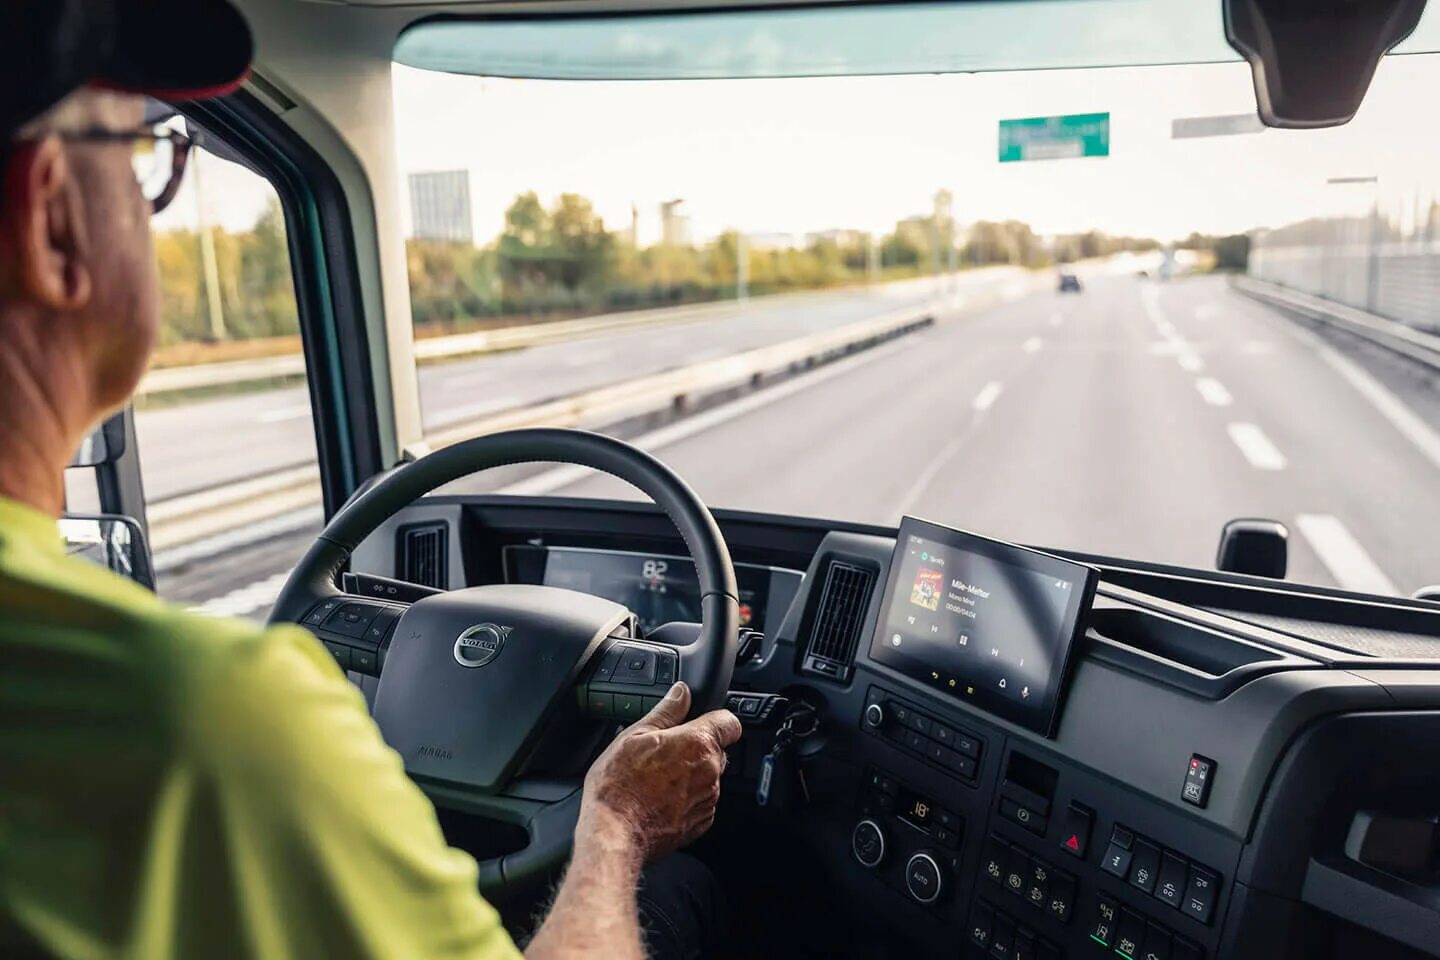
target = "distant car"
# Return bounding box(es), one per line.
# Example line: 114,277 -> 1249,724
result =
1058,272 -> 1082,292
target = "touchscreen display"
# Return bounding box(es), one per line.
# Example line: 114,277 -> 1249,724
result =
869,517 -> 1098,736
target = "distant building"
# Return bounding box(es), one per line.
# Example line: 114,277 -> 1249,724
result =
805,229 -> 868,247
746,231 -> 804,250
409,170 -> 473,243
660,199 -> 691,247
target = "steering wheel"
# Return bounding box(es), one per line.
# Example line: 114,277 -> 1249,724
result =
269,428 -> 740,891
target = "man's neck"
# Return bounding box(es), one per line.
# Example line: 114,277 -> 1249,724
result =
0,309 -> 96,518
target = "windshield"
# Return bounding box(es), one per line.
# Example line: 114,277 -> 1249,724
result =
382,7 -> 1440,599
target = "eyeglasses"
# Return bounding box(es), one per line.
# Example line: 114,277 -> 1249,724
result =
15,125 -> 198,215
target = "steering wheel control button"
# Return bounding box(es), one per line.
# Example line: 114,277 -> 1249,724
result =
452,623 -> 508,668
614,648 -> 657,685
904,852 -> 943,904
614,693 -> 643,720
1058,802 -> 1093,859
304,598 -> 342,626
1182,754 -> 1215,807
655,653 -> 676,685
325,603 -> 379,639
592,645 -> 624,682
322,641 -> 351,670
851,819 -> 885,867
1181,867 -> 1219,924
364,606 -> 403,645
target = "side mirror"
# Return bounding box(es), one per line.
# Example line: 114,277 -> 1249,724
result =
68,414 -> 126,468
59,513 -> 155,591
1217,518 -> 1288,579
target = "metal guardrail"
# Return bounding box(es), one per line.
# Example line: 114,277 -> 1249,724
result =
1232,276 -> 1440,370
149,301 -> 941,557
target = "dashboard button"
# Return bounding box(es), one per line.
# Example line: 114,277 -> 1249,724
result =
1000,796 -> 1048,836
1003,847 -> 1030,897
890,702 -> 912,726
933,825 -> 960,849
1058,802 -> 1093,859
954,730 -> 982,759
1024,859 -> 1050,910
1155,851 -> 1188,909
1142,922 -> 1172,960
936,807 -> 961,831
981,835 -> 1008,885
1101,836 -> 1135,879
1182,754 -> 1215,808
1171,936 -> 1204,960
923,741 -> 948,764
736,697 -> 762,717
1013,928 -> 1037,960
863,702 -> 886,729
1088,895 -> 1117,946
903,731 -> 927,754
1115,908 -> 1146,959
969,901 -> 994,949
1129,839 -> 1161,894
1046,871 -> 1075,924
988,914 -> 1013,959
941,749 -> 977,780
1182,867 -> 1219,924
907,711 -> 932,735
872,772 -> 899,797
931,723 -> 956,747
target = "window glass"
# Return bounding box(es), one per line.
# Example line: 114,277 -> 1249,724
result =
392,39 -> 1440,599
139,121 -> 319,620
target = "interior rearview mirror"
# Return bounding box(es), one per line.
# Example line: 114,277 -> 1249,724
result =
59,513 -> 155,591
1225,0 -> 1426,128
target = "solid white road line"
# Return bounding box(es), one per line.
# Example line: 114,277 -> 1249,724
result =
1195,378 -> 1233,406
1295,514 -> 1399,596
256,404 -> 312,424
1313,343 -> 1440,474
496,339 -> 913,497
1227,422 -> 1287,470
972,381 -> 1004,412
1023,337 -> 1044,353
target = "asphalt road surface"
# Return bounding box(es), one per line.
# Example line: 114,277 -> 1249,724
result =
131,277 -> 955,502
162,273 -> 1440,616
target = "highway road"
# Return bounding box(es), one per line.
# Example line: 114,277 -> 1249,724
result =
163,272 -> 1440,617
130,277 -> 958,502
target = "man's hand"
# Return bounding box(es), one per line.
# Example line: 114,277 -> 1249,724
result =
577,682 -> 743,866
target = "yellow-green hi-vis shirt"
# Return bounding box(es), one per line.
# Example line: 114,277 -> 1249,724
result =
0,496 -> 524,960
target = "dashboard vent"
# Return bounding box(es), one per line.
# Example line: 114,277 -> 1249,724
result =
801,560 -> 875,682
397,522 -> 449,589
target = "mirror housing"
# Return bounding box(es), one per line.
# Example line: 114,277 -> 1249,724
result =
59,513 -> 155,591
68,413 -> 127,468
1225,0 -> 1426,128
1217,518 -> 1289,578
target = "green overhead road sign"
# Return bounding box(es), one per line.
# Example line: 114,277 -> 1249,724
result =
998,113 -> 1110,162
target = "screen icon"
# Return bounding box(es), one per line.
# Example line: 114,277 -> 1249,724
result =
890,634 -> 902,647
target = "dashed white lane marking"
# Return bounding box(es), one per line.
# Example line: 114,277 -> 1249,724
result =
1177,352 -> 1205,373
1195,304 -> 1219,321
1313,343 -> 1440,474
1227,422 -> 1287,470
1240,341 -> 1276,356
972,381 -> 1004,412
256,405 -> 311,424
1022,336 -> 1044,353
497,339 -> 913,497
1195,378 -> 1233,406
1296,514 -> 1398,596
192,572 -> 291,618
1049,312 -> 1064,327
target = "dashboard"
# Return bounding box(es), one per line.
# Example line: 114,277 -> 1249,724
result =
349,495 -> 1440,960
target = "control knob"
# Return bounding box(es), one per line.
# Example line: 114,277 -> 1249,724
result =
905,852 -> 944,905
864,702 -> 886,729
852,819 -> 886,868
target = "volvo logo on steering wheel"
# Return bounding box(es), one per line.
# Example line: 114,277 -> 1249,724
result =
453,624 -> 510,668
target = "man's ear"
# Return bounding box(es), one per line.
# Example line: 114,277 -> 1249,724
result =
1,138 -> 92,311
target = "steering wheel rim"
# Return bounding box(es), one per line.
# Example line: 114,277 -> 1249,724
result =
269,427 -> 740,890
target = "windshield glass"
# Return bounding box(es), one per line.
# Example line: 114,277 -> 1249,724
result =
386,10 -> 1440,599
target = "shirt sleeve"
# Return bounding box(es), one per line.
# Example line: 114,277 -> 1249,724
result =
164,621 -> 525,960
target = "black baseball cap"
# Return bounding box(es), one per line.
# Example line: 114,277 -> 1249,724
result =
3,0 -> 253,140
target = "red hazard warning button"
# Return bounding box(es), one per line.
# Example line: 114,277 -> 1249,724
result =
1059,802 -> 1092,860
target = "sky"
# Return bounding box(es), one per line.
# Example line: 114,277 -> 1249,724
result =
157,53 -> 1440,246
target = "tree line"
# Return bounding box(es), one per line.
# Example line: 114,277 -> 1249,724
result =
153,192 -> 1189,347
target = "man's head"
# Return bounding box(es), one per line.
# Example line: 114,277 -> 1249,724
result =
0,0 -> 252,505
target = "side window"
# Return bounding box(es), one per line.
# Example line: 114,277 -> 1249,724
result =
138,119 -> 319,620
